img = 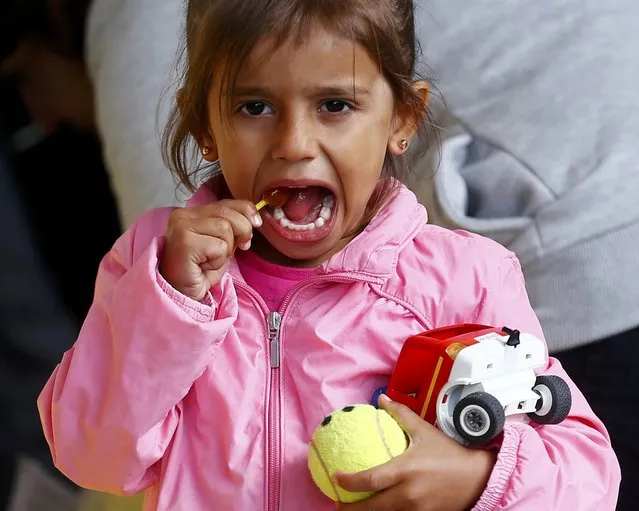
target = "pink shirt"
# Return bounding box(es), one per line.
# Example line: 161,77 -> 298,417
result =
236,250 -> 317,311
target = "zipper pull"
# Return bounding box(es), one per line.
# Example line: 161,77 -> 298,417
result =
267,311 -> 282,368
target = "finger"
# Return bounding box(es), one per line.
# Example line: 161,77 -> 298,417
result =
199,202 -> 258,247
187,217 -> 240,257
205,199 -> 262,228
195,239 -> 232,273
200,254 -> 229,272
378,394 -> 435,440
203,260 -> 230,288
221,199 -> 263,227
336,485 -> 406,511
334,456 -> 405,494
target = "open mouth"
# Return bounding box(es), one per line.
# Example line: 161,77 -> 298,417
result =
262,185 -> 337,241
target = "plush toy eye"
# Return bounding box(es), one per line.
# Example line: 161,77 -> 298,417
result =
321,415 -> 333,426
342,406 -> 355,412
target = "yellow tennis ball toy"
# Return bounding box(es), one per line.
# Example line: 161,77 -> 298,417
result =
308,403 -> 409,503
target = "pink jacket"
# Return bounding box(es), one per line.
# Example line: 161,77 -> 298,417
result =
38,185 -> 620,510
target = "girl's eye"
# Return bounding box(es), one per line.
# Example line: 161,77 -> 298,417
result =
320,100 -> 351,114
241,102 -> 273,116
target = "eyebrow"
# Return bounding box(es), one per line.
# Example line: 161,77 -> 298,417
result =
233,84 -> 371,98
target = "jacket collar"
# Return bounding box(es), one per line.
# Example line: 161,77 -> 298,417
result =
186,180 -> 428,282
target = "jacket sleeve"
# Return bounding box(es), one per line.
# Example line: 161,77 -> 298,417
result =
470,254 -> 621,511
36,216 -> 238,496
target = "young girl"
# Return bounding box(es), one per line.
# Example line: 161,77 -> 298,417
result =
37,0 -> 620,510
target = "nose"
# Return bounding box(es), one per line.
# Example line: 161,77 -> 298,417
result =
271,109 -> 317,162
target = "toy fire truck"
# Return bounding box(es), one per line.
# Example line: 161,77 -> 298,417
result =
372,324 -> 572,446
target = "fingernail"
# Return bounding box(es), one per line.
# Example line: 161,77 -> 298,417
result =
252,213 -> 263,227
379,394 -> 391,404
239,240 -> 251,251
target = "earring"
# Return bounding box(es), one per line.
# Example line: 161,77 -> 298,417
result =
398,139 -> 409,151
201,146 -> 212,156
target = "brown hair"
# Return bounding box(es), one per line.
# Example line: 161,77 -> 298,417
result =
162,0 -> 438,217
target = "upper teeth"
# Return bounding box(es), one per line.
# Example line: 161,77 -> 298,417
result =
274,195 -> 334,231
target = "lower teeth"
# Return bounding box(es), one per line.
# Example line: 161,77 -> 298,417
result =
273,195 -> 334,231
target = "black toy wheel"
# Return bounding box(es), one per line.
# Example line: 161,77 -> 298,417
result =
528,375 -> 572,425
453,392 -> 505,446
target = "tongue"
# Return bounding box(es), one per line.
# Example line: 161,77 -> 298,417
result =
282,187 -> 325,222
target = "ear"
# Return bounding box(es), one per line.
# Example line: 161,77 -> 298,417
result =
388,81 -> 430,155
176,88 -> 219,162
199,131 -> 219,162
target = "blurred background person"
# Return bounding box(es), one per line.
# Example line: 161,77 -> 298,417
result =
0,131 -> 81,511
412,2 -> 639,509
85,0 -> 188,228
0,0 -> 121,509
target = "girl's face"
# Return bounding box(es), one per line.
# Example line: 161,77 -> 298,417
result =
203,26 -> 417,266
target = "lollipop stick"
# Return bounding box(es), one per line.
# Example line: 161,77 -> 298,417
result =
255,199 -> 269,211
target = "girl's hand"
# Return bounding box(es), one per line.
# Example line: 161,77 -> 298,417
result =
335,395 -> 497,511
160,200 -> 262,301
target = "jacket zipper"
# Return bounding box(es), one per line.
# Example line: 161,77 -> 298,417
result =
268,311 -> 282,369
233,273 -> 380,511
267,311 -> 282,511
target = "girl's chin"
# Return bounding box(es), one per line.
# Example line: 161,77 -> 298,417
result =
255,226 -> 346,267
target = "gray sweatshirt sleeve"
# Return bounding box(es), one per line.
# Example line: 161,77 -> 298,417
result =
85,0 -> 189,228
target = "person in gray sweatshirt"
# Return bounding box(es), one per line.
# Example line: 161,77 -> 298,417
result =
411,2 -> 638,508
83,0 -> 635,508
